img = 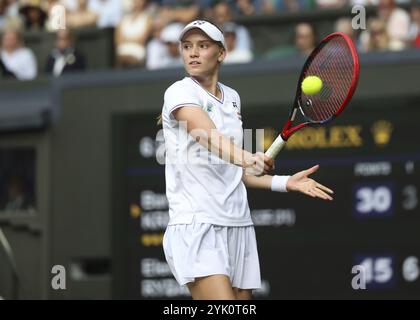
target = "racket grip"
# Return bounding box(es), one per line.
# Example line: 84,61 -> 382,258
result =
265,135 -> 286,159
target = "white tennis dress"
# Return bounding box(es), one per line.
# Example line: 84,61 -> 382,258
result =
161,77 -> 261,289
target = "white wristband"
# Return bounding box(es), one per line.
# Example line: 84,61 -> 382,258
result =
271,175 -> 291,193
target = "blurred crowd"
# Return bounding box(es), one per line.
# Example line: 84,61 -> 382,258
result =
0,0 -> 419,80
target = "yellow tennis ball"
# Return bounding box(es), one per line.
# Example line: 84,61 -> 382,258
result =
301,76 -> 323,95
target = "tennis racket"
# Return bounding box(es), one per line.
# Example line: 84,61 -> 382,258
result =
265,32 -> 360,159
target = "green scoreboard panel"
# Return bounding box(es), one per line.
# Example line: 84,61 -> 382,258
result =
112,101 -> 420,299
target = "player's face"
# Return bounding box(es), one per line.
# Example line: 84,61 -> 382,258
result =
181,29 -> 225,78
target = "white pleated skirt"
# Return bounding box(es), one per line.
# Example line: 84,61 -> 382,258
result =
162,219 -> 261,289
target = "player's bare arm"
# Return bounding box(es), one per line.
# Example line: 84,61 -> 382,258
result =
174,106 -> 274,175
242,165 -> 334,201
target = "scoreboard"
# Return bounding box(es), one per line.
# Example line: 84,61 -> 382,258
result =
112,102 -> 420,299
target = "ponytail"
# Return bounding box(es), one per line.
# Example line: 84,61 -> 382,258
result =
156,113 -> 163,125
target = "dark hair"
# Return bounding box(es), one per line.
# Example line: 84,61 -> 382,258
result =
211,0 -> 234,9
294,22 -> 318,44
203,19 -> 224,34
411,0 -> 420,10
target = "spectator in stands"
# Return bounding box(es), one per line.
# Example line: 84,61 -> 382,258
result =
257,0 -> 307,12
19,0 -> 48,31
0,0 -> 23,31
6,0 -> 19,16
378,0 -> 410,50
294,22 -> 316,56
66,0 -> 98,29
234,0 -> 306,15
360,18 -> 391,52
263,22 -> 316,60
45,29 -> 86,76
0,0 -> 10,30
222,22 -> 253,64
121,0 -> 134,14
315,0 -> 346,9
115,0 -> 153,67
0,29 -> 37,80
334,17 -> 358,43
158,0 -> 200,25
212,1 -> 252,51
0,54 -> 15,78
88,0 -> 123,28
408,2 -> 420,48
2,175 -> 32,211
146,22 -> 184,69
61,0 -> 78,12
235,0 -> 256,15
350,0 -> 379,5
145,15 -> 167,68
334,17 -> 366,52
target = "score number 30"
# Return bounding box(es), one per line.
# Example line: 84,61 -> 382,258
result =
353,183 -> 418,217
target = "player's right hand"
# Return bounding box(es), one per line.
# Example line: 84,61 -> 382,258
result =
244,152 -> 275,176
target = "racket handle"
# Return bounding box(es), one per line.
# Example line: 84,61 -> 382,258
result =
265,134 -> 286,159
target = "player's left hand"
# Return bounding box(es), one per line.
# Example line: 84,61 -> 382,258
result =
287,165 -> 334,201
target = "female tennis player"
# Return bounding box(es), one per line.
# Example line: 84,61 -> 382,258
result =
161,20 -> 334,300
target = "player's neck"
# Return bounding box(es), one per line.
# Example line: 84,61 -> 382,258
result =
190,74 -> 221,100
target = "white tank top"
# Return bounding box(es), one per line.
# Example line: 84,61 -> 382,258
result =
120,12 -> 148,40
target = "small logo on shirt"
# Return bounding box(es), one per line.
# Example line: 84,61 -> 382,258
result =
205,103 -> 213,113
232,102 -> 241,119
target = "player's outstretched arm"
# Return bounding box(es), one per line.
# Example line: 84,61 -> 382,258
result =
242,165 -> 334,201
174,106 -> 273,176
287,165 -> 334,201
242,173 -> 273,189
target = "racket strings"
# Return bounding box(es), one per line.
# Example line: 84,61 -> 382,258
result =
316,40 -> 350,119
319,44 -> 343,119
300,37 -> 355,123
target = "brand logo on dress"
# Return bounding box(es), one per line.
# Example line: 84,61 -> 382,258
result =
205,103 -> 213,113
232,102 -> 241,119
